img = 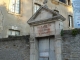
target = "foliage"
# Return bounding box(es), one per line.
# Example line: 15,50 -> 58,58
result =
71,29 -> 78,36
61,29 -> 64,36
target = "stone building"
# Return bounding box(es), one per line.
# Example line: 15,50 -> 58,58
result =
0,0 -> 74,60
0,0 -> 73,38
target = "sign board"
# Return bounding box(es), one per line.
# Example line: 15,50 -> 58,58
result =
34,23 -> 55,37
40,52 -> 49,57
72,0 -> 80,28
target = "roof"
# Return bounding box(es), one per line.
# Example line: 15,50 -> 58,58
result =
27,5 -> 65,25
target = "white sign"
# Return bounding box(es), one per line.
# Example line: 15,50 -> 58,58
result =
40,52 -> 49,57
72,0 -> 80,28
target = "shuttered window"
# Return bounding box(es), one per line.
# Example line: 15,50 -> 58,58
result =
9,0 -> 20,14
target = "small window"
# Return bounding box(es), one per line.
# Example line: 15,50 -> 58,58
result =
68,15 -> 73,28
8,29 -> 20,36
34,3 -> 41,13
9,0 -> 20,14
59,0 -> 66,3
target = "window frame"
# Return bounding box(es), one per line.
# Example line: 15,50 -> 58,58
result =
9,0 -> 21,14
8,29 -> 20,36
68,15 -> 73,28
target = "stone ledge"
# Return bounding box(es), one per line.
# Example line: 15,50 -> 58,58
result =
62,29 -> 80,36
0,35 -> 30,42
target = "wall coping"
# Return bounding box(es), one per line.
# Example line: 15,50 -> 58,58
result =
0,35 -> 30,42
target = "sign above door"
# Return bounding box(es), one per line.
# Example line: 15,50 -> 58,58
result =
34,23 -> 55,37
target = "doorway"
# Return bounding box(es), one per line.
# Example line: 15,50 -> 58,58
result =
38,37 -> 55,60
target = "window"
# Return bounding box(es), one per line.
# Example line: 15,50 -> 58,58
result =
34,3 -> 41,13
67,0 -> 71,5
8,29 -> 20,36
9,0 -> 20,14
59,0 -> 66,3
68,15 -> 73,28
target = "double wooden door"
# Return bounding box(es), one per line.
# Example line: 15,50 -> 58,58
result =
39,37 -> 55,60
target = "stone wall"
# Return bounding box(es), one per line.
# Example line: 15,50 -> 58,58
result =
0,35 -> 30,60
62,30 -> 80,60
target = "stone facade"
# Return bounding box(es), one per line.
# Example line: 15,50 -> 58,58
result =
33,0 -> 73,30
0,35 -> 30,60
62,31 -> 80,60
0,0 -> 73,38
0,0 -> 32,38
